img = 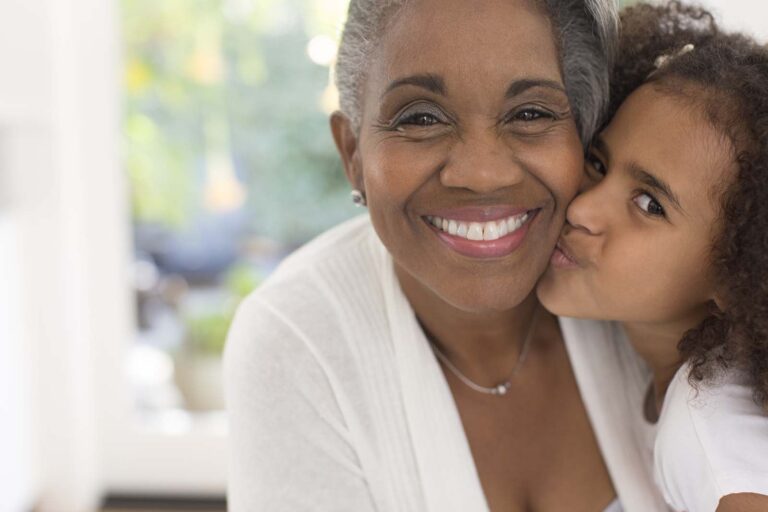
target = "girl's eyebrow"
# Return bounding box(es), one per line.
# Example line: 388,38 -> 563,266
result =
627,162 -> 685,215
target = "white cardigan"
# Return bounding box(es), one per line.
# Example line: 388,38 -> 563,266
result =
224,215 -> 669,511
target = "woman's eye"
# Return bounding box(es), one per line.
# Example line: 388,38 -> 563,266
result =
399,112 -> 441,127
390,103 -> 449,130
633,192 -> 665,217
585,152 -> 606,178
509,108 -> 554,123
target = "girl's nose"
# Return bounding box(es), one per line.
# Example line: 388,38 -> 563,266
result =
566,175 -> 608,236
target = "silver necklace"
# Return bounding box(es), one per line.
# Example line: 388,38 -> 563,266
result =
429,308 -> 540,396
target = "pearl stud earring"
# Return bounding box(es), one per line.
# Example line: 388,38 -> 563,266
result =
351,189 -> 367,207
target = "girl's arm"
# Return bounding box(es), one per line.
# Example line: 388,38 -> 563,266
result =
717,493 -> 768,512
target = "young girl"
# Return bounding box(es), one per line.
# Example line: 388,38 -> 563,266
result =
537,2 -> 768,511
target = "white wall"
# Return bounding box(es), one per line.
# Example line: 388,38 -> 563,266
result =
703,0 -> 768,41
0,2 -> 51,122
640,0 -> 768,40
0,2 -> 52,510
0,0 -> 122,510
0,163 -> 34,512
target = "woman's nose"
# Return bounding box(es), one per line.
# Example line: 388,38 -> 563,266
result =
566,176 -> 607,235
439,134 -> 526,194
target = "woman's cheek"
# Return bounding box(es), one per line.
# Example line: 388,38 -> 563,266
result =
522,132 -> 584,210
553,144 -> 587,206
367,144 -> 445,201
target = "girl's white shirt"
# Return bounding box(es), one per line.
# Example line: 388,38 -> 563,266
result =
654,363 -> 768,511
224,214 -> 669,512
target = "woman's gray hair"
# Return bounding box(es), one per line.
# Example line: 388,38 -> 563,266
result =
335,0 -> 619,146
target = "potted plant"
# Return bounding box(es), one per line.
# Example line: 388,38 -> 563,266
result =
174,265 -> 260,411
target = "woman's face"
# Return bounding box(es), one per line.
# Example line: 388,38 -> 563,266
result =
537,85 -> 736,329
334,0 -> 583,313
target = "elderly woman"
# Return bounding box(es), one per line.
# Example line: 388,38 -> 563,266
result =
225,0 -> 666,511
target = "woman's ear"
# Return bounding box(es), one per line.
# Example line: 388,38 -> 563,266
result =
330,111 -> 364,191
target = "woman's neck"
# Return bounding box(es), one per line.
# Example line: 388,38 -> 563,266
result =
394,264 -> 548,381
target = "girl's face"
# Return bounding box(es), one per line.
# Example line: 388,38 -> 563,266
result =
334,0 -> 584,313
537,85 -> 736,330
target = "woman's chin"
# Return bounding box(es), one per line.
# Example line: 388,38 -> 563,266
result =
441,283 -> 538,315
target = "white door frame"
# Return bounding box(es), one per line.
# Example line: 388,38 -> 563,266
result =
48,0 -> 229,499
4,0 -> 227,509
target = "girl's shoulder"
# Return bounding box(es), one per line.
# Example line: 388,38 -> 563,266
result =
654,364 -> 768,511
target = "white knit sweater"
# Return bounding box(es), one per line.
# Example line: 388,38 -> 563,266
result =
224,215 -> 669,511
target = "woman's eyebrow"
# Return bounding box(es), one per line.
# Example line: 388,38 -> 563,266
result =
381,75 -> 565,100
505,79 -> 566,99
382,73 -> 446,98
627,162 -> 685,214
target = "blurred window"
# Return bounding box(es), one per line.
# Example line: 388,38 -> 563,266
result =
121,0 -> 354,418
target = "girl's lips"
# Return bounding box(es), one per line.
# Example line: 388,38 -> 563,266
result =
425,209 -> 539,259
550,239 -> 580,269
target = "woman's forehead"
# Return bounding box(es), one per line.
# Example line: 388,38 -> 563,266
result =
367,0 -> 562,93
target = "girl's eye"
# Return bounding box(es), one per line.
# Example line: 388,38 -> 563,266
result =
633,192 -> 666,217
585,152 -> 607,178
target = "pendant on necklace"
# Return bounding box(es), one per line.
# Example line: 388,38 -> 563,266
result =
493,383 -> 511,395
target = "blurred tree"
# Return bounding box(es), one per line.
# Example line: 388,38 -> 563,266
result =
122,0 -> 356,247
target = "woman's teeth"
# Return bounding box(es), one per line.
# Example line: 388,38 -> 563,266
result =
425,213 -> 529,241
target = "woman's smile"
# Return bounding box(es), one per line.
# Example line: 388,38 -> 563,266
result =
424,205 -> 540,259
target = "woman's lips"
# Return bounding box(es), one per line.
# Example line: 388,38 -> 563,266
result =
550,238 -> 580,269
424,209 -> 538,259
426,205 -> 531,222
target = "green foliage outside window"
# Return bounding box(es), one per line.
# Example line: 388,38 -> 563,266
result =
122,0 -> 355,245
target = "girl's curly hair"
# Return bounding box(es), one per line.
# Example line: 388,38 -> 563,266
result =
611,1 -> 768,408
